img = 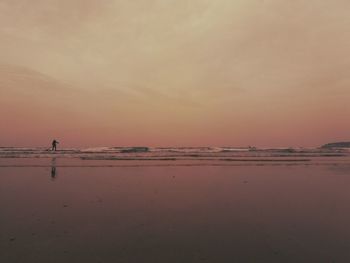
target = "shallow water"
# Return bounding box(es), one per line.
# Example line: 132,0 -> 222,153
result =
1,160 -> 350,263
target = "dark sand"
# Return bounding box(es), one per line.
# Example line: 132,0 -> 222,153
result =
1,159 -> 350,262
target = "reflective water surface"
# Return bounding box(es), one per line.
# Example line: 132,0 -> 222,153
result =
1,159 -> 350,263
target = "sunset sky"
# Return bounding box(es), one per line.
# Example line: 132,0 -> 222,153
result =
0,0 -> 349,147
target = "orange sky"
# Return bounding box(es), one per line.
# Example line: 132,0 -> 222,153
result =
0,0 -> 349,147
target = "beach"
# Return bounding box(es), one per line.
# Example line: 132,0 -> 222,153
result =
2,0 -> 350,261
1,147 -> 350,262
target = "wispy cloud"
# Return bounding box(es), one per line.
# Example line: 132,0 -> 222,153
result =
1,0 -> 350,146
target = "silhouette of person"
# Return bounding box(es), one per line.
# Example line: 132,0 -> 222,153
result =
52,139 -> 59,151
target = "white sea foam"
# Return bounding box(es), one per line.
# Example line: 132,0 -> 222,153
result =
0,146 -> 348,161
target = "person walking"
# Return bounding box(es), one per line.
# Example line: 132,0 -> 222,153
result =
51,139 -> 59,151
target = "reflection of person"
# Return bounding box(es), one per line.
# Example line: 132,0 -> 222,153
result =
51,166 -> 56,179
51,139 -> 59,151
51,158 -> 57,180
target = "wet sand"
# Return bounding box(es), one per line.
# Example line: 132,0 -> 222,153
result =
1,158 -> 350,262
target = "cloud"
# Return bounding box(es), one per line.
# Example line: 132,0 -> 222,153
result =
0,0 -> 350,146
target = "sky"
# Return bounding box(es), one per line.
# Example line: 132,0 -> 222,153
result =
0,0 -> 349,147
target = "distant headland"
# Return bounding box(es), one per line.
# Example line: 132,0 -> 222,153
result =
321,142 -> 350,148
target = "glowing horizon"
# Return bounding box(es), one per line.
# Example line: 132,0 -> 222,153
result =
1,0 -> 349,148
